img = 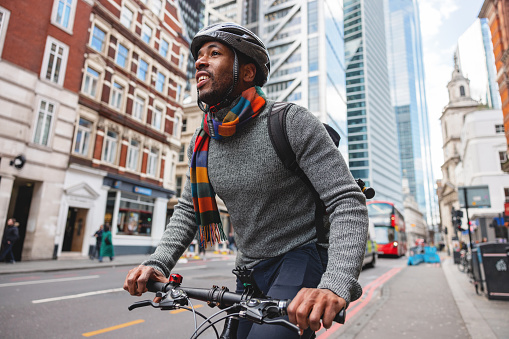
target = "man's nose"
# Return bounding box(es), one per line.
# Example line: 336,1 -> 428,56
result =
195,55 -> 208,69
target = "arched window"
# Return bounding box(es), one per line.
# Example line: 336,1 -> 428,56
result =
460,86 -> 465,97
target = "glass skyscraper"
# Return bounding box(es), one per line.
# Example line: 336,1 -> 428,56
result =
385,0 -> 437,225
344,0 -> 403,210
258,0 -> 348,155
177,0 -> 205,96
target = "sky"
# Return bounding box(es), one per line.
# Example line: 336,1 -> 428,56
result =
418,0 -> 486,181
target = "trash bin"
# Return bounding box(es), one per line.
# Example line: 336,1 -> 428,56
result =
477,243 -> 509,301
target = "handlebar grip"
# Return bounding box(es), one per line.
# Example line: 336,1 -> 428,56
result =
146,280 -> 169,293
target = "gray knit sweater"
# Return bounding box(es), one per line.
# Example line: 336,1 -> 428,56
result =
142,97 -> 369,303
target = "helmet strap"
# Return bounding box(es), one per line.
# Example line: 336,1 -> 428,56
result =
197,50 -> 240,114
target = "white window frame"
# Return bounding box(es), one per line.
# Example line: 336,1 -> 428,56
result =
74,117 -> 93,156
0,6 -> 11,58
159,37 -> 170,58
499,151 -> 507,165
137,58 -> 149,81
176,84 -> 182,102
152,104 -> 163,130
133,94 -> 146,121
126,139 -> 140,171
147,147 -> 159,177
151,0 -> 163,17
110,81 -> 125,111
173,114 -> 180,137
155,71 -> 165,93
120,5 -> 135,29
102,129 -> 118,164
41,36 -> 69,86
82,66 -> 100,98
141,22 -> 153,45
115,42 -> 129,68
178,52 -> 185,69
51,0 -> 77,33
178,144 -> 185,162
90,23 -> 107,53
33,98 -> 56,146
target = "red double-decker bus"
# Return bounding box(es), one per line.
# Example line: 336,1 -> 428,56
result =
367,200 -> 406,257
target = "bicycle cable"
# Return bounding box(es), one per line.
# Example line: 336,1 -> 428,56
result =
192,313 -> 242,339
189,305 -> 238,339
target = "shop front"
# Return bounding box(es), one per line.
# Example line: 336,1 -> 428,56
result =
103,174 -> 174,255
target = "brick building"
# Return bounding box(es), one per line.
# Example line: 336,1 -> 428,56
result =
0,0 -> 188,260
0,0 -> 92,260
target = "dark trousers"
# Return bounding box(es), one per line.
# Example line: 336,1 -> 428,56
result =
235,243 -> 328,339
0,243 -> 15,262
90,244 -> 101,259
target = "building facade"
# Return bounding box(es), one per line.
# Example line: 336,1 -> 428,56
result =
344,0 -> 403,210
457,108 -> 508,243
0,0 -> 188,260
438,57 -> 485,252
479,0 -> 509,159
61,0 -> 188,258
0,0 -> 92,261
385,0 -> 436,227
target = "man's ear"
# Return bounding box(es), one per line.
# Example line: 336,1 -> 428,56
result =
241,63 -> 257,84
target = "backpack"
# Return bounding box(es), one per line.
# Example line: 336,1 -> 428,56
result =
267,102 -> 340,244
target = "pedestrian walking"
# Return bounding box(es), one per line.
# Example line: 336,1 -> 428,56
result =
0,218 -> 19,263
228,231 -> 236,252
124,22 -> 368,338
90,225 -> 103,260
98,224 -> 114,262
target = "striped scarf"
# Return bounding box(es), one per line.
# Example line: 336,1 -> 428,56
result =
190,86 -> 266,247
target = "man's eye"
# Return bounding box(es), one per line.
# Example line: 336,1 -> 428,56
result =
211,51 -> 220,56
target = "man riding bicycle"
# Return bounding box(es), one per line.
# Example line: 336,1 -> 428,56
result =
124,22 -> 369,338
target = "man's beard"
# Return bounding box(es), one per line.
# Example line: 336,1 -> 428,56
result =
198,75 -> 234,107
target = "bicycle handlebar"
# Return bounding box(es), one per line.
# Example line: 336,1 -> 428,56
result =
143,280 -> 345,324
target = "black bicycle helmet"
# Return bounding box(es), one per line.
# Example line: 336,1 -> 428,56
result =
191,22 -> 271,86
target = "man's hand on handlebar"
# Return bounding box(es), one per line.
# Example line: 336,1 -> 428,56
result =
123,265 -> 168,300
287,288 -> 346,335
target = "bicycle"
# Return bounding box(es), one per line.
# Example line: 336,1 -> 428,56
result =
457,249 -> 471,273
128,266 -> 346,339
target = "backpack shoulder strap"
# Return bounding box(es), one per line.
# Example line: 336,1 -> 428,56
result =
268,102 -> 297,171
267,102 -> 327,243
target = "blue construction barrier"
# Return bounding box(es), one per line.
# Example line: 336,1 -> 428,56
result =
408,246 -> 425,265
408,246 -> 441,265
423,246 -> 441,263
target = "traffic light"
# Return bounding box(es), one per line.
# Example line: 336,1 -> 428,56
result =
451,208 -> 463,231
455,210 -> 464,231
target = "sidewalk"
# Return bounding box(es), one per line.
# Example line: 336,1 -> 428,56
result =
331,255 -> 509,339
0,252 -> 233,275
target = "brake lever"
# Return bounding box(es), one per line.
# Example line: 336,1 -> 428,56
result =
263,318 -> 299,333
128,300 -> 158,311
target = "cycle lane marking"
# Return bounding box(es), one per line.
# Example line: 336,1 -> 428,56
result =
82,319 -> 145,337
0,275 -> 100,287
317,266 -> 403,339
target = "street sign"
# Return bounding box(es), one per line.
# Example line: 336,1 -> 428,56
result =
458,186 -> 491,208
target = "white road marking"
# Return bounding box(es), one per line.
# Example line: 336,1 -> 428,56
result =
30,265 -> 209,304
32,288 -> 124,304
0,275 -> 100,288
